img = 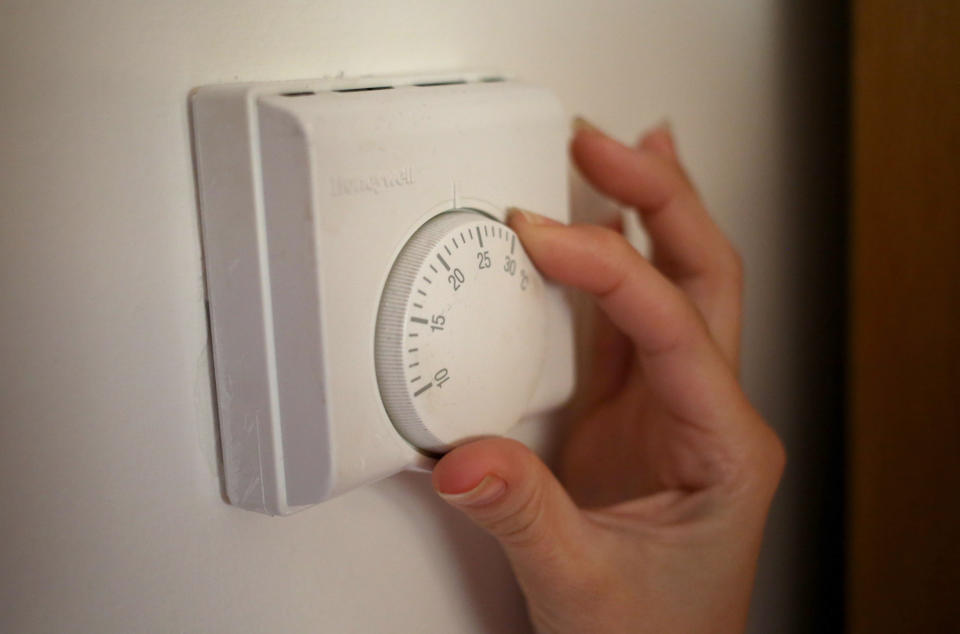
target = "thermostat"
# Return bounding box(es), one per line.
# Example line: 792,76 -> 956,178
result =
191,72 -> 574,515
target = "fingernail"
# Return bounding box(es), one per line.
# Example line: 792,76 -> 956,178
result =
573,115 -> 602,135
438,475 -> 507,507
507,206 -> 558,227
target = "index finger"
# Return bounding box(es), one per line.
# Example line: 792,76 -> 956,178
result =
571,122 -> 743,368
508,210 -> 750,437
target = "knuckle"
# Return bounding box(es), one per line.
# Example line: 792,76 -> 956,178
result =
644,287 -> 701,354
728,246 -> 744,280
590,224 -> 633,257
744,418 -> 787,488
715,243 -> 744,290
485,485 -> 548,549
765,428 -> 787,480
585,226 -> 641,297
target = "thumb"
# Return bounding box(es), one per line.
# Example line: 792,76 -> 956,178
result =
432,438 -> 589,589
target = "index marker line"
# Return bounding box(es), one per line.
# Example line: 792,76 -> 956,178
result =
414,382 -> 433,397
511,234 -> 516,254
437,253 -> 451,271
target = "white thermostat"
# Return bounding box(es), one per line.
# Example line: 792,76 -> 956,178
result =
191,72 -> 575,515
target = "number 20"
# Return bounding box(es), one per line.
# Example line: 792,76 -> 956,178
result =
448,268 -> 465,291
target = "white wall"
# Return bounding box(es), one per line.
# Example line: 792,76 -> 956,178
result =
0,1 -> 844,631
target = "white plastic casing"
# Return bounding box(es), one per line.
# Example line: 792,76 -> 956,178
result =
191,73 -> 574,515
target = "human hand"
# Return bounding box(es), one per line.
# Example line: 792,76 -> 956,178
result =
432,119 -> 785,633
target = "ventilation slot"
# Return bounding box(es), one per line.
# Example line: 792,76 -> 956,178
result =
333,85 -> 394,93
414,80 -> 467,87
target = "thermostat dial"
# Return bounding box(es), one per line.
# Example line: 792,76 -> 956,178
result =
375,210 -> 547,453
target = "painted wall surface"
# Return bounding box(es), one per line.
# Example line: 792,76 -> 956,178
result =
0,1 -> 844,632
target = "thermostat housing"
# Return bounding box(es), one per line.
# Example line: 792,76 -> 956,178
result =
191,73 -> 574,515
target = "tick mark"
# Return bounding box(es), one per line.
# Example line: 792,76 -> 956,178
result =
484,225 -> 489,237
408,348 -> 418,353
408,362 -> 419,368
445,245 -> 451,255
414,382 -> 433,397
422,276 -> 432,284
469,228 -> 474,240
417,289 -> 427,296
410,317 -> 428,324
410,376 -> 422,383
429,264 -> 438,273
413,302 -> 423,309
409,333 -> 419,337
478,228 -> 484,247
437,253 -> 450,271
460,231 -> 466,243
511,234 -> 515,254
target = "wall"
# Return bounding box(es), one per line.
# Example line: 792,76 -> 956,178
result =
0,1 -> 845,631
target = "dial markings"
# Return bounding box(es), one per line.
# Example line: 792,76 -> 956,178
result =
375,210 -> 550,453
413,382 -> 433,397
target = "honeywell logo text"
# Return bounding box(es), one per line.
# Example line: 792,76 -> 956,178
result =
330,168 -> 415,197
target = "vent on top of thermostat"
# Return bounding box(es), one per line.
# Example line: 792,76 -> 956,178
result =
279,76 -> 505,98
413,80 -> 467,87
333,85 -> 394,93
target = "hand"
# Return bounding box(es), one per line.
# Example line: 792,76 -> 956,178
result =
432,118 -> 785,633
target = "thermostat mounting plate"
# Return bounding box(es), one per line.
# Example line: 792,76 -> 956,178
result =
191,72 -> 574,515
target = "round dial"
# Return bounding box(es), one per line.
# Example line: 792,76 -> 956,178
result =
375,210 -> 547,454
